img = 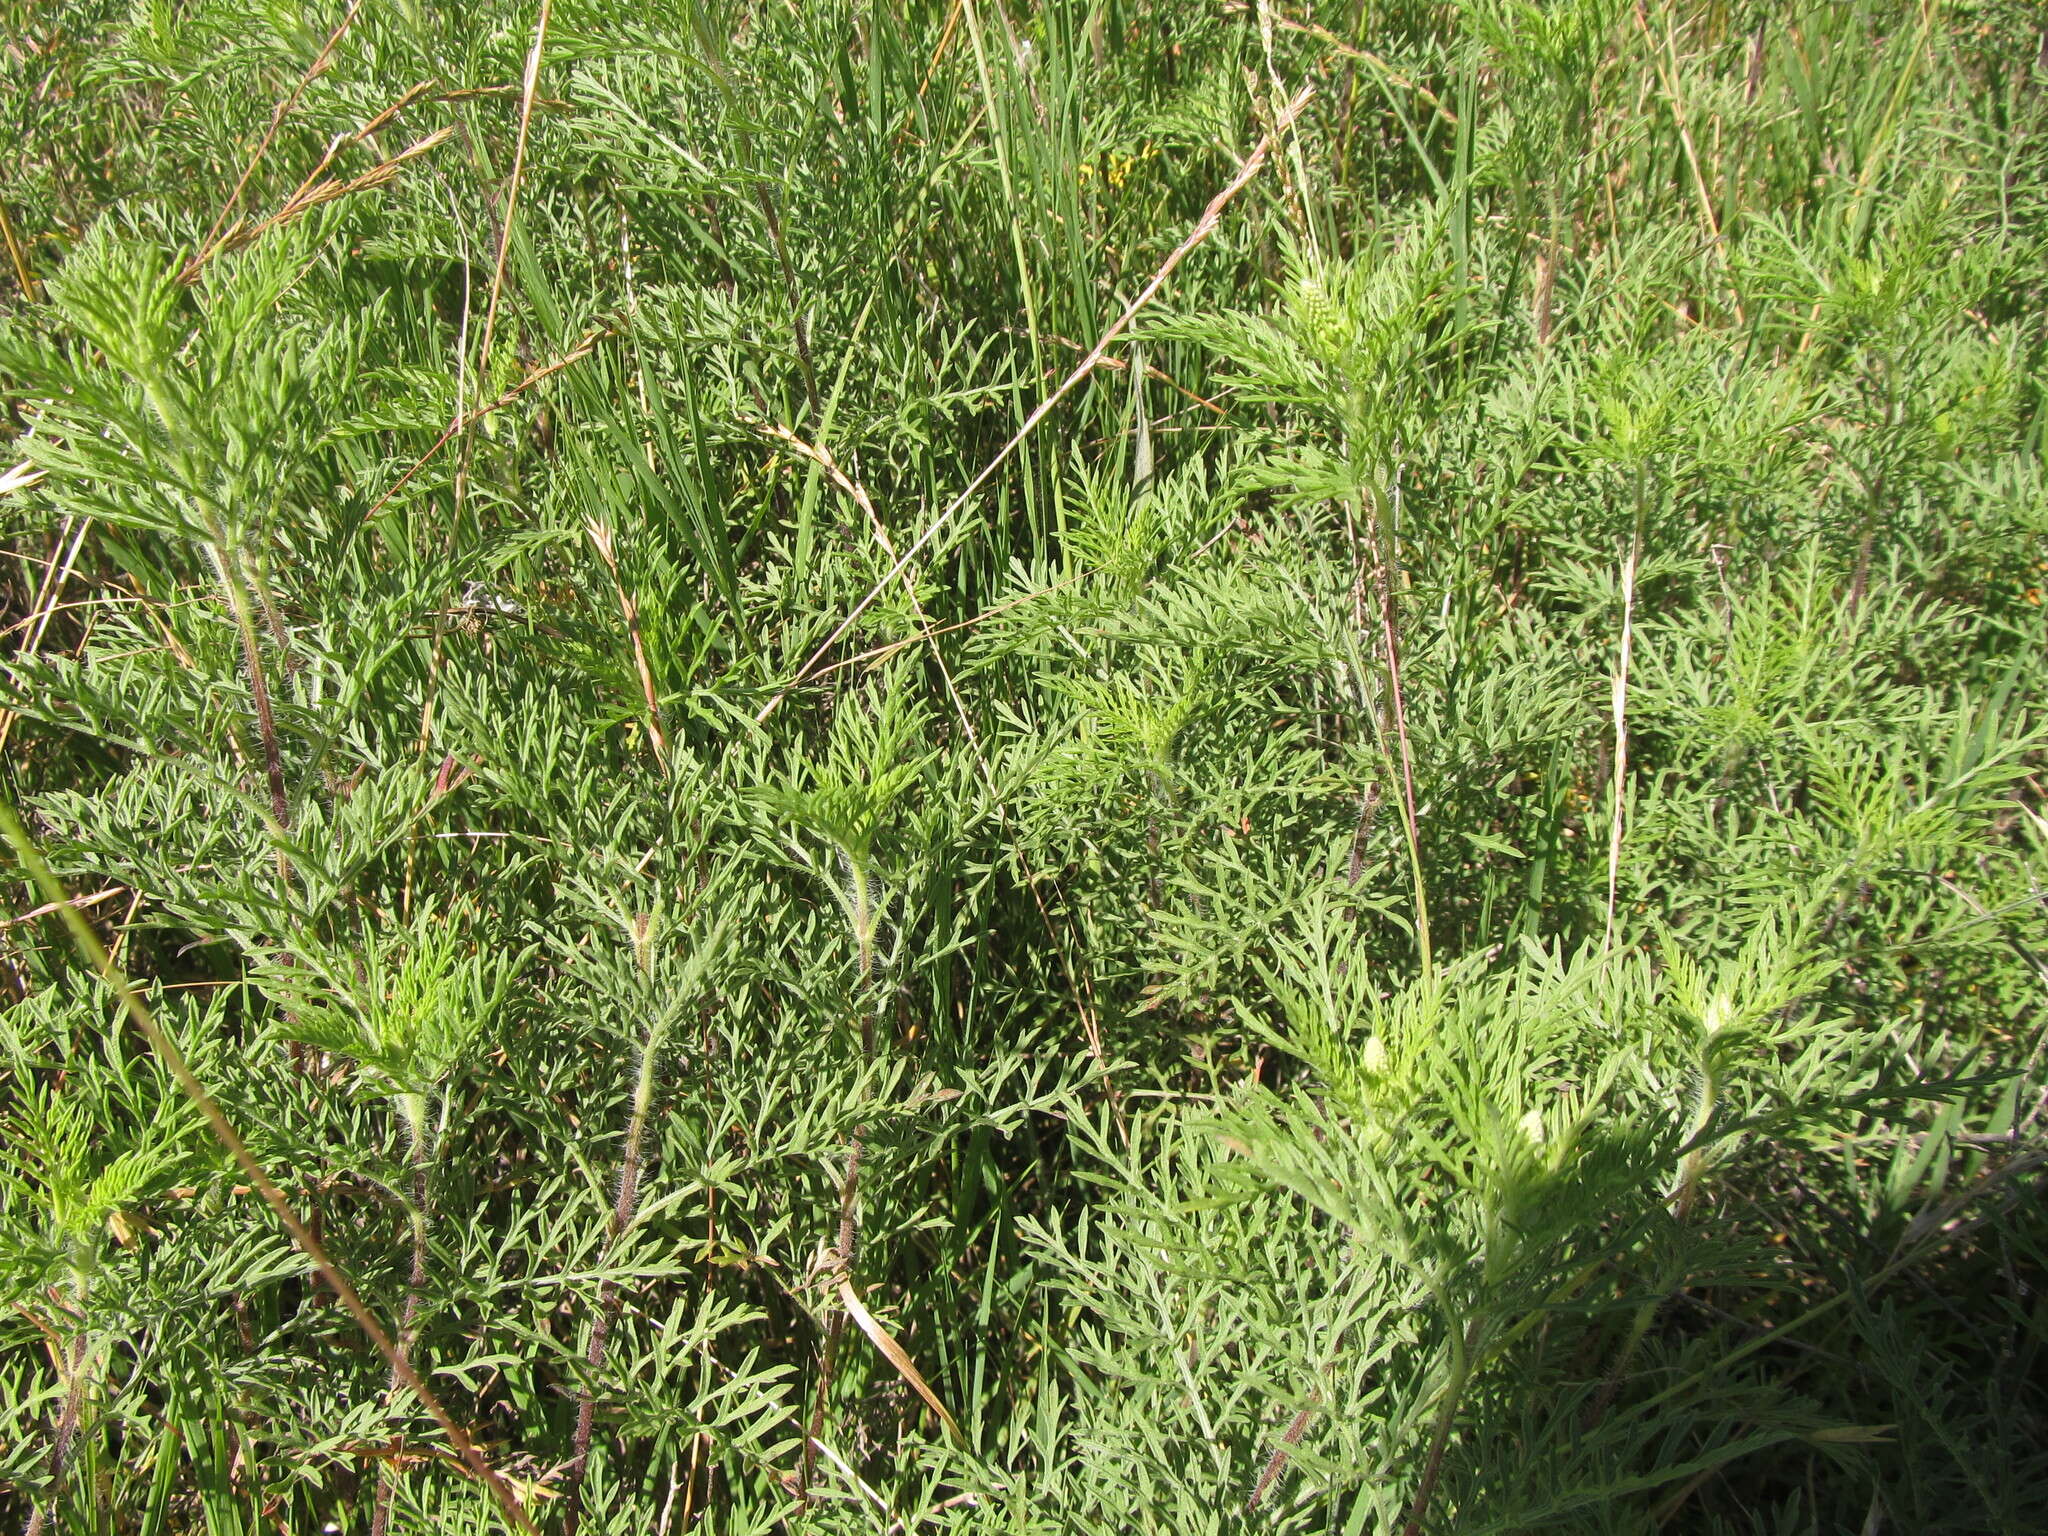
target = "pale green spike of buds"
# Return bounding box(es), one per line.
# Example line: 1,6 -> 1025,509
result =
1702,992 -> 1736,1038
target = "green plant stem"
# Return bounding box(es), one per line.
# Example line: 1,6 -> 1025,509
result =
959,0 -> 1043,378
1585,1280 -> 1667,1428
23,1305 -> 88,1536
1399,1314 -> 1483,1536
564,991 -> 671,1535
1366,483 -> 1431,976
1672,1059 -> 1720,1221
205,535 -> 289,833
1604,505 -> 1643,952
802,886 -> 880,1504
371,1098 -> 437,1536
753,182 -> 820,423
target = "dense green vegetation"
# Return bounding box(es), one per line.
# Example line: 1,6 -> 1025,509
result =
2,1 -> 2045,1530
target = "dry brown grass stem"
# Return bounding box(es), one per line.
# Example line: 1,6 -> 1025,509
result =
189,70 -> 570,279
475,0 -> 553,391
0,461 -> 46,495
1270,10 -> 1458,123
364,323 -> 609,521
836,1277 -> 962,1440
585,518 -> 672,770
0,593 -> 131,640
1257,0 -> 1317,246
196,0 -> 366,262
0,512 -> 88,757
0,197 -> 41,301
754,84 -> 1315,726
0,884 -> 124,930
1039,331 -> 1229,416
279,80 -> 441,201
1632,1 -> 1746,328
439,83 -> 573,108
182,124 -> 455,283
803,571 -> 1088,683
917,0 -> 966,101
752,424 -> 954,694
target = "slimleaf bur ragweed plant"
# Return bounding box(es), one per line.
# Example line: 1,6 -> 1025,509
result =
2,2 -> 2045,1532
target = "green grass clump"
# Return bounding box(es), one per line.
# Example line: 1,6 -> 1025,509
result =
2,1 -> 2045,1531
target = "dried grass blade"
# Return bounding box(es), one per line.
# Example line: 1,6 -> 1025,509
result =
197,0 -> 366,260
836,1278 -> 962,1442
475,0 -> 553,387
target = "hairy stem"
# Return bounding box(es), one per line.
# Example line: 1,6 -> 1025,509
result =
206,535 -> 289,834
800,1130 -> 863,1504
241,541 -> 298,673
564,949 -> 671,1536
371,1099 -> 435,1536
24,1312 -> 88,1536
1604,513 -> 1642,952
1365,483 -> 1431,975
1399,1315 -> 1483,1536
1671,1059 -> 1720,1222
